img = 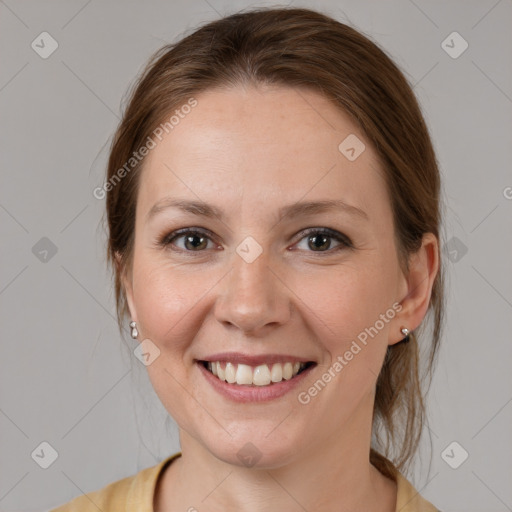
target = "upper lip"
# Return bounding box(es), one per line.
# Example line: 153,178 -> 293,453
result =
197,352 -> 316,366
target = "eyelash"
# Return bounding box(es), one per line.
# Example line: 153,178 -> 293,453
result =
158,227 -> 353,255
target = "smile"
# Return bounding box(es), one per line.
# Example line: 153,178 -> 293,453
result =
201,360 -> 314,386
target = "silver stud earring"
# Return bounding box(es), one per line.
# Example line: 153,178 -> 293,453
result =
130,321 -> 138,339
400,327 -> 410,342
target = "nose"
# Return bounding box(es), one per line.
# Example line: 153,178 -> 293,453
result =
214,248 -> 291,335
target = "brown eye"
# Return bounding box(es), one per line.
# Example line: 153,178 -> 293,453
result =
160,227 -> 351,255
294,228 -> 351,253
182,233 -> 209,251
307,233 -> 331,251
161,229 -> 215,252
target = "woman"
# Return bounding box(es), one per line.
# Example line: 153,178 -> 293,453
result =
52,6 -> 444,512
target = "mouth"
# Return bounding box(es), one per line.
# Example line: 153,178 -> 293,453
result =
199,360 -> 316,386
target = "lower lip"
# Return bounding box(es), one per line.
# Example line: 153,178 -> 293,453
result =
197,362 -> 316,403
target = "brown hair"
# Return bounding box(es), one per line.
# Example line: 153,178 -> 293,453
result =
104,6 -> 445,479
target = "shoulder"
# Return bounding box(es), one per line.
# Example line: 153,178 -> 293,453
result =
49,453 -> 181,512
395,471 -> 441,512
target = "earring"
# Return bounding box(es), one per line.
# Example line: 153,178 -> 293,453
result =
130,321 -> 138,339
400,327 -> 410,342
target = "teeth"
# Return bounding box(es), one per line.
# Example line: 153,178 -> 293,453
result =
216,362 -> 225,381
270,363 -> 282,382
205,361 -> 308,386
225,362 -> 236,383
283,362 -> 293,380
253,365 -> 271,386
236,364 -> 253,385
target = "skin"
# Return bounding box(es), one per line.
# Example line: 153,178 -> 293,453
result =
120,84 -> 439,512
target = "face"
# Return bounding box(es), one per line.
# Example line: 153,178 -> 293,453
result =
122,84 -> 414,467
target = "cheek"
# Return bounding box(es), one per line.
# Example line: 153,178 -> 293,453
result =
132,259 -> 197,347
292,259 -> 395,398
294,261 -> 393,340
132,262 -> 205,431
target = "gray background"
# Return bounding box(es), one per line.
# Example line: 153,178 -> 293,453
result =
1,0 -> 511,511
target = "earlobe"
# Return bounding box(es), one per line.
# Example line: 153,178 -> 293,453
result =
115,251 -> 137,322
391,233 -> 439,345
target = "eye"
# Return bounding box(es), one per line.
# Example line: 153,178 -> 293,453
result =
158,227 -> 352,254
293,227 -> 352,253
160,229 -> 218,252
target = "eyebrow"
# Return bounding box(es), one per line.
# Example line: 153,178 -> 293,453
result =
146,197 -> 369,223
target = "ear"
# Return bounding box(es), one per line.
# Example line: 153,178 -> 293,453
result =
115,251 -> 137,322
390,232 -> 439,346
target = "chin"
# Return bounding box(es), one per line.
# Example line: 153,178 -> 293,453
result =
199,430 -> 303,470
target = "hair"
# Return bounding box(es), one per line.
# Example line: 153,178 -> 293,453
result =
104,6 -> 445,479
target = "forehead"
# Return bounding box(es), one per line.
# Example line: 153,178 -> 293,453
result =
137,84 -> 389,225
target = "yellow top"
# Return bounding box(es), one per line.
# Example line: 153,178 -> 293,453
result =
50,452 -> 439,511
